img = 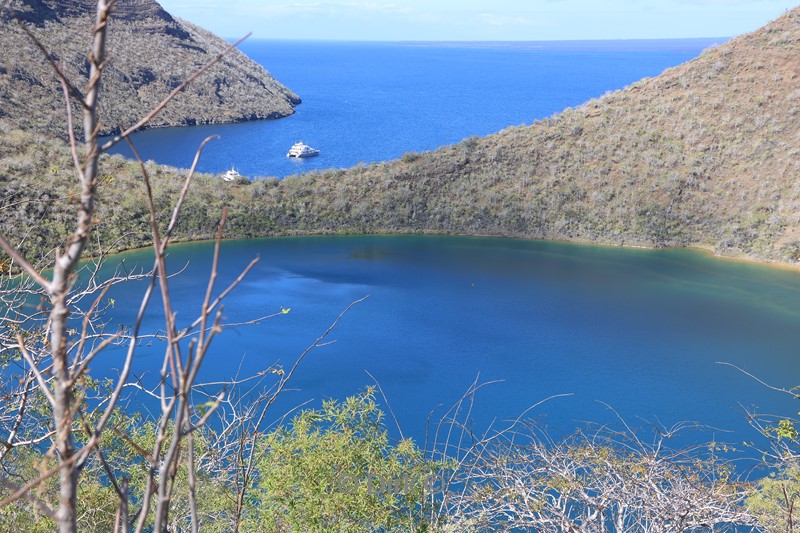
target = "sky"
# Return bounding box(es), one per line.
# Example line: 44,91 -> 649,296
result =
156,0 -> 797,41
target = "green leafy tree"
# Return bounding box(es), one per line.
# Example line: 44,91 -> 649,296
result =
247,388 -> 444,532
747,463 -> 800,532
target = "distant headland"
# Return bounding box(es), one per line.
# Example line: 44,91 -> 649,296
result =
0,0 -> 300,138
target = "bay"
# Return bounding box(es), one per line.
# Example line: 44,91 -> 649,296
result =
95,236 -> 800,448
103,39 -> 721,178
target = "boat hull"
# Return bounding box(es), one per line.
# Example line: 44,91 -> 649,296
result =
287,141 -> 320,158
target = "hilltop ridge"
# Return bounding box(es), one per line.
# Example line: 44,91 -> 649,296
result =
3,0 -> 174,25
0,0 -> 300,137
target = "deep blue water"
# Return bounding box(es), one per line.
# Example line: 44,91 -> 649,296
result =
92,38 -> 800,453
103,39 -> 721,178
95,236 -> 800,450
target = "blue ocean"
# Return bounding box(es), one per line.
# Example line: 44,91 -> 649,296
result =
105,38 -> 722,177
94,39 -> 800,454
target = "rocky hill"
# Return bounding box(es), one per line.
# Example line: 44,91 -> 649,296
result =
248,5 -> 798,265
2,7 -> 800,268
0,0 -> 300,137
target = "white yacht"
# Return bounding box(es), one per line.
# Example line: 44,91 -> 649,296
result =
221,167 -> 241,182
287,141 -> 320,158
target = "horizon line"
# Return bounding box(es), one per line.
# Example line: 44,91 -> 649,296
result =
229,36 -> 731,49
232,36 -> 729,43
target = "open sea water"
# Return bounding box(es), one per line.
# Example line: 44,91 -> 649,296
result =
105,38 -> 722,177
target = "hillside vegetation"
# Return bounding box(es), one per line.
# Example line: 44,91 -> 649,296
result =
2,7 -> 800,268
0,0 -> 300,138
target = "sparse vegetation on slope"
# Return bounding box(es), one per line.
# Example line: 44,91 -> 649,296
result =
0,0 -> 300,138
3,7 -> 800,269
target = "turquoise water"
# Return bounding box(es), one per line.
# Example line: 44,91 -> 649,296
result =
103,39 -> 721,177
95,236 -> 800,447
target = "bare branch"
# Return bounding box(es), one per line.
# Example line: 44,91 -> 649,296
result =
717,360 -> 797,397
68,332 -> 122,385
14,18 -> 87,108
365,370 -> 405,441
0,234 -> 51,290
15,333 -> 55,407
60,73 -> 83,174
100,34 -> 251,152
0,476 -> 57,521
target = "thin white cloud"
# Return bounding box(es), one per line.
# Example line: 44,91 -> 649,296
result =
254,3 -> 324,16
671,0 -> 787,4
478,12 -> 531,26
342,2 -> 413,13
251,2 -> 416,14
157,0 -> 795,41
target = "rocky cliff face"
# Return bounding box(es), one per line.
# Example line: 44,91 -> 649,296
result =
0,0 -> 300,137
3,0 -> 175,25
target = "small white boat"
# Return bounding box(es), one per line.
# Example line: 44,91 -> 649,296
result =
221,167 -> 241,182
287,141 -> 320,158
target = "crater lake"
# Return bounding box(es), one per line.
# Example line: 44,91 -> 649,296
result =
93,38 -> 794,451
94,235 -> 800,449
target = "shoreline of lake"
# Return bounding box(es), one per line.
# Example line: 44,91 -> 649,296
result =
84,232 -> 800,448
80,231 -> 800,276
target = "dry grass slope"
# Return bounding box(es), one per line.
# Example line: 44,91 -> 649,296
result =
1,6 -> 800,267
0,0 -> 300,137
